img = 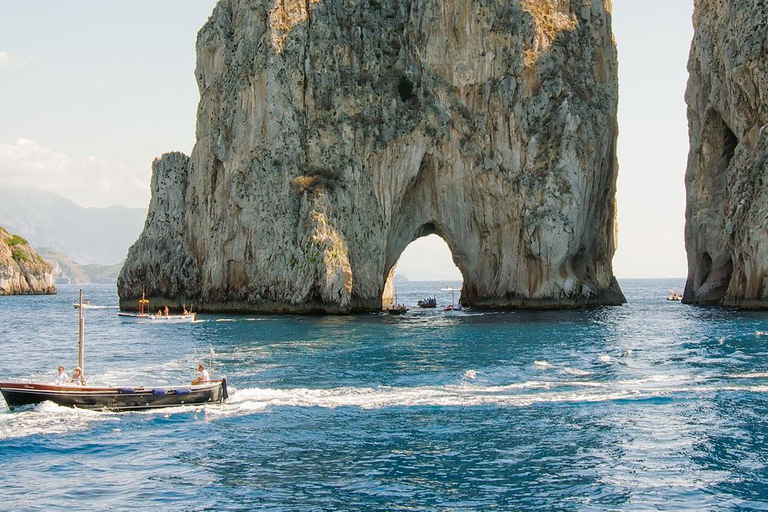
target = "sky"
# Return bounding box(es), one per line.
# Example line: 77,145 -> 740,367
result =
0,1 -> 694,280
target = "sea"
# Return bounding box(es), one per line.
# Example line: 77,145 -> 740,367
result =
1,279 -> 767,511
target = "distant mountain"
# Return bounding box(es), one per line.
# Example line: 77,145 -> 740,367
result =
0,188 -> 146,265
37,247 -> 123,285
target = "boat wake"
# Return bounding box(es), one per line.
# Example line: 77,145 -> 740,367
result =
0,401 -> 120,440
4,371 -> 767,438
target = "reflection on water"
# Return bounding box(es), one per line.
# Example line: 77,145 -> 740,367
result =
0,280 -> 767,509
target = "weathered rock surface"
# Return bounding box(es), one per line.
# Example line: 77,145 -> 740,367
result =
0,227 -> 57,295
119,0 -> 625,313
684,0 -> 768,307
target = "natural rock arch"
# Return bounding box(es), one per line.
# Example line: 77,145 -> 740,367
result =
382,226 -> 467,307
118,0 -> 625,313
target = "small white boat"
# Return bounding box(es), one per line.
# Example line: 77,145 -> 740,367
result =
73,300 -> 116,310
442,287 -> 464,313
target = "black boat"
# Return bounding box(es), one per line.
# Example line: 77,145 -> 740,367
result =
417,296 -> 437,308
0,380 -> 228,411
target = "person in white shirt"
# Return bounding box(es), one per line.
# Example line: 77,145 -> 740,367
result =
54,366 -> 68,385
192,364 -> 210,385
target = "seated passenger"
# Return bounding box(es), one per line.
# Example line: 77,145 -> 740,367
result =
54,366 -> 68,385
70,367 -> 87,386
192,364 -> 210,385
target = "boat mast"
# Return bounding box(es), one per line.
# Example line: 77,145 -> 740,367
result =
78,289 -> 84,371
139,286 -> 149,315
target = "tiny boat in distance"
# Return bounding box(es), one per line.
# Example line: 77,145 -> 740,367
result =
667,290 -> 682,301
386,304 -> 408,315
417,296 -> 437,308
0,380 -> 227,411
73,300 -> 116,309
441,287 -> 464,312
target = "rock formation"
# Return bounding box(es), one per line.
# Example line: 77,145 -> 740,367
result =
0,227 -> 57,295
684,0 -> 768,307
119,0 -> 625,313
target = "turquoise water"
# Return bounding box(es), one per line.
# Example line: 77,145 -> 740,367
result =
1,280 -> 768,510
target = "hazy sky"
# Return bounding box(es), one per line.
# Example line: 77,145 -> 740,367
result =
0,1 -> 694,279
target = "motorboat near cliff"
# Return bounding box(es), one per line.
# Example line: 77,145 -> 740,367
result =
386,304 -> 409,315
0,380 -> 227,411
384,286 -> 408,314
118,287 -> 197,322
118,311 -> 197,323
667,290 -> 683,301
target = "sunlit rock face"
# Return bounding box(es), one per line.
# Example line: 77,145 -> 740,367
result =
119,0 -> 624,313
683,0 -> 768,307
0,227 -> 56,295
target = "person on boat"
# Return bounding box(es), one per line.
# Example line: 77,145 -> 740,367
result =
192,364 -> 210,385
54,366 -> 68,385
164,306 -> 169,316
70,367 -> 87,386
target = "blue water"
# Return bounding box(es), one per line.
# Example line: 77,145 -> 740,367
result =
1,280 -> 768,510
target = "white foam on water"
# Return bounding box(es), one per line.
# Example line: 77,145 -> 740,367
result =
562,367 -> 593,376
598,354 -> 612,363
534,360 -> 553,369
210,379 -> 660,417
0,401 -> 119,440
463,370 -> 478,380
726,372 -> 768,379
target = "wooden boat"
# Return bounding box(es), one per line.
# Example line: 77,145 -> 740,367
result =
0,380 -> 227,411
417,296 -> 437,308
118,312 -> 197,323
384,286 -> 408,314
0,290 -> 225,412
118,287 -> 197,322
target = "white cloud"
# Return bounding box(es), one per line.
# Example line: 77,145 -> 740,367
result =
0,138 -> 150,208
0,50 -> 30,69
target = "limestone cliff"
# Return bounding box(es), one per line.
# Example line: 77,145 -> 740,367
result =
684,0 -> 768,307
0,227 -> 56,295
119,0 -> 624,313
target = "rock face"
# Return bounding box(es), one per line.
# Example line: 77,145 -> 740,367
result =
119,0 -> 625,313
684,0 -> 768,307
0,227 -> 57,295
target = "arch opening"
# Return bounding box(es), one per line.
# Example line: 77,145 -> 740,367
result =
381,234 -> 465,310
